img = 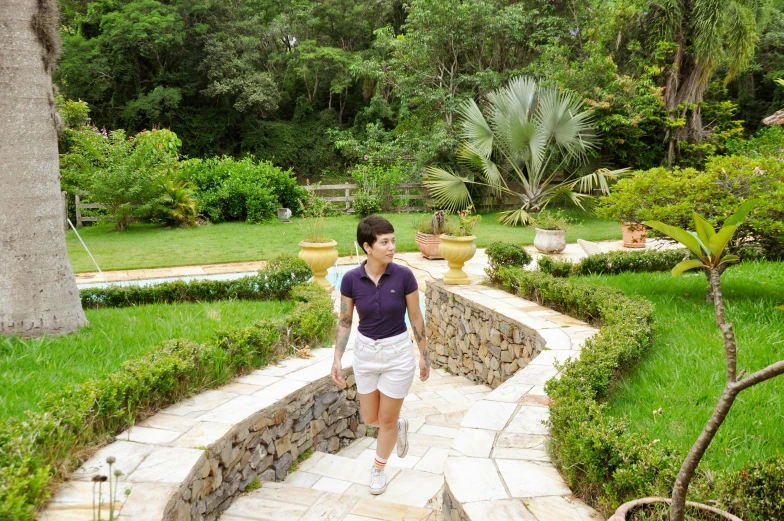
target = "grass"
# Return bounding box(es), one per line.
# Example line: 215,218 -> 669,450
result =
577,261 -> 784,472
0,299 -> 294,418
66,209 -> 621,272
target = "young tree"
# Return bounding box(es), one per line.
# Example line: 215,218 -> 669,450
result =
0,0 -> 87,335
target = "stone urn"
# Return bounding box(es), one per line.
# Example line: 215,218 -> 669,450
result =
533,228 -> 566,254
298,240 -> 339,291
621,222 -> 647,248
438,235 -> 476,285
608,497 -> 741,521
415,231 -> 443,259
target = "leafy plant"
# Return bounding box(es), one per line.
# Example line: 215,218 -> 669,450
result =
538,249 -> 689,278
413,210 -> 453,235
644,201 -> 784,521
349,159 -> 415,212
424,76 -> 628,225
154,179 -> 198,226
485,242 -> 533,273
351,190 -> 382,217
531,209 -> 573,231
448,205 -> 481,237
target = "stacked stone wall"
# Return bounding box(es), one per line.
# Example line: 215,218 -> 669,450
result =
171,373 -> 363,521
425,281 -> 543,388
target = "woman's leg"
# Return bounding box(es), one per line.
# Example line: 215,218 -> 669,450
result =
375,392 -> 405,459
357,390 -> 380,427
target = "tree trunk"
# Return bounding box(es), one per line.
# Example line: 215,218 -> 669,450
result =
0,0 -> 87,336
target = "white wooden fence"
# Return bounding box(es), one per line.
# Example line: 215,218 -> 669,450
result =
304,182 -> 432,213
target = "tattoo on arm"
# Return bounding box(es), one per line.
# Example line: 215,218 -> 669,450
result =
335,327 -> 350,352
335,296 -> 352,352
412,323 -> 430,367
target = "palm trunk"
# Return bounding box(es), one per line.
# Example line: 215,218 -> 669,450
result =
0,0 -> 87,336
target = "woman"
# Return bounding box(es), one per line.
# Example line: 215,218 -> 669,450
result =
330,215 -> 430,495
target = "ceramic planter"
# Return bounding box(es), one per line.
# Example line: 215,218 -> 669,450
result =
438,235 -> 476,285
621,222 -> 647,248
415,231 -> 443,259
298,240 -> 339,291
534,228 -> 566,254
608,497 -> 741,521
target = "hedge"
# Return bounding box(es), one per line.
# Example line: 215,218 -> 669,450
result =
0,267 -> 334,520
537,249 -> 689,278
487,264 -> 784,520
80,255 -> 311,308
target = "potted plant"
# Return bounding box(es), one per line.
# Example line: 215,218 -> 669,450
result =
297,200 -> 338,291
610,201 -> 784,521
595,181 -> 649,248
620,222 -> 647,248
439,206 -> 481,284
414,210 -> 451,259
532,210 -> 572,254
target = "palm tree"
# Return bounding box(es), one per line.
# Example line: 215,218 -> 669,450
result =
424,76 -> 627,226
651,0 -> 769,164
0,0 -> 87,335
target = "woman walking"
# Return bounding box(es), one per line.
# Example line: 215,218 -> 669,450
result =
331,215 -> 430,495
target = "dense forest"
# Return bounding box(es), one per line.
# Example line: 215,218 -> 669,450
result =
55,0 -> 784,179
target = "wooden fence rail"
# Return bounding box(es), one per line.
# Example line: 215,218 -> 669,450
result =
304,182 -> 432,213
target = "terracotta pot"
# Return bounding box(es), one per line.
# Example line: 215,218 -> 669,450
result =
621,222 -> 647,248
298,240 -> 339,291
534,228 -> 566,254
608,497 -> 742,521
415,231 -> 443,259
438,235 -> 476,285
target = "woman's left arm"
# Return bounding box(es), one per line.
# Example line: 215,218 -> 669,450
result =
406,290 -> 430,382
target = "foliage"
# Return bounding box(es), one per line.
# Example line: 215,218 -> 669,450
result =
484,242 -> 533,273
413,210 -> 453,235
712,456 -> 784,521
0,280 -> 333,520
726,125 -> 784,158
80,256 -> 312,308
178,156 -> 306,223
153,179 -> 198,226
448,206 -> 481,237
596,155 -> 784,258
351,190 -> 382,218
424,76 -> 627,225
349,159 -> 416,213
538,249 -> 689,278
532,210 -> 573,231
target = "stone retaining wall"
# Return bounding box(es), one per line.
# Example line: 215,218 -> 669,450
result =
425,280 -> 544,388
176,373 -> 363,520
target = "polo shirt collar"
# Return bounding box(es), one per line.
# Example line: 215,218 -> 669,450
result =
359,260 -> 395,280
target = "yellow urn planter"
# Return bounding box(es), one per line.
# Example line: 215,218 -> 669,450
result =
438,235 -> 476,285
298,240 -> 339,291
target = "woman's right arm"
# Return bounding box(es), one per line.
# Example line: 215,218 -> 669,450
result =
331,295 -> 354,388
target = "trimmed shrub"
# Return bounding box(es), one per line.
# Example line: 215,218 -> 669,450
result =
538,249 -> 689,278
80,255 -> 311,308
487,265 -> 784,519
0,282 -> 334,521
485,242 -> 533,274
596,155 -> 784,258
178,156 -> 307,223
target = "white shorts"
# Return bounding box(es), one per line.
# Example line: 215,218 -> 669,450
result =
353,331 -> 417,399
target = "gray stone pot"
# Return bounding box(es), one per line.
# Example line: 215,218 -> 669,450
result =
534,228 -> 566,254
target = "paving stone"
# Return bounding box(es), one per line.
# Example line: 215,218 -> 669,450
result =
491,447 -> 549,461
460,401 -> 517,431
295,450 -> 326,472
224,495 -> 310,521
287,356 -> 352,382
444,457 -> 508,503
235,373 -> 282,387
136,413 -> 198,433
308,453 -> 401,485
484,382 -> 534,403
405,432 -> 454,449
336,437 -> 375,459
253,481 -> 326,506
256,356 -> 324,377
451,428 -> 496,458
351,497 -> 433,521
524,495 -> 599,521
495,459 -> 571,497
528,349 -> 579,367
197,395 -> 277,424
116,482 -> 178,520
418,424 -> 459,439
73,441 -> 153,481
510,364 -> 560,386
117,425 -> 182,445
535,329 -> 573,350
462,498 -> 537,521
413,447 -> 450,475
171,421 -> 233,448
300,492 -> 359,521
285,470 -> 321,488
127,446 -> 204,483
39,480 -> 130,521
219,381 -> 266,395
494,433 -> 547,449
253,378 -> 309,400
312,476 -> 353,494
374,469 -> 444,508
505,406 -> 550,436
161,389 -> 235,417
433,401 -> 474,414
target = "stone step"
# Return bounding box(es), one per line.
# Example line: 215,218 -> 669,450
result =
222,480 -> 438,521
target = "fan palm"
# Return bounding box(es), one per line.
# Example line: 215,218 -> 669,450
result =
424,76 -> 627,226
156,180 -> 198,226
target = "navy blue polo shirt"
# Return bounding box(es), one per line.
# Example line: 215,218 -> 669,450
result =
340,261 -> 418,340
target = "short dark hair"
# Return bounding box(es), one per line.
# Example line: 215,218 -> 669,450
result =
358,215 -> 394,252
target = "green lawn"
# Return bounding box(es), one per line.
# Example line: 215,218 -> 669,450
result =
0,299 -> 294,418
578,261 -> 784,472
66,209 -> 621,272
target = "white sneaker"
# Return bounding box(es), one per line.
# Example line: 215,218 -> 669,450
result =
369,467 -> 386,495
397,418 -> 409,458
